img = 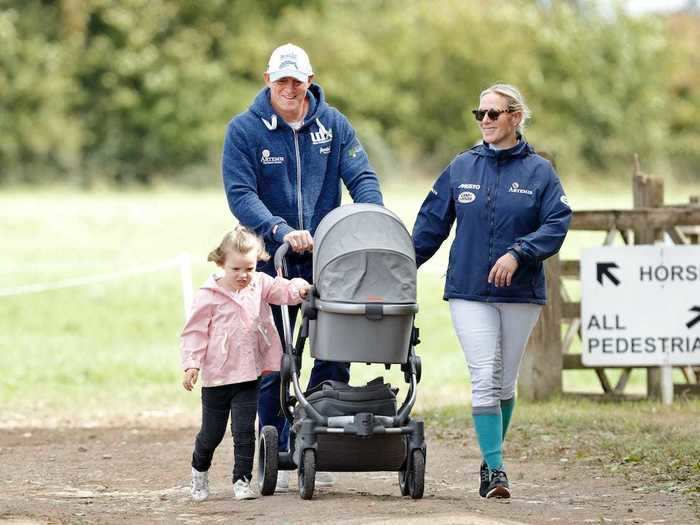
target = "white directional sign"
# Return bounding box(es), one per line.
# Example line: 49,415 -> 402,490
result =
581,245 -> 700,367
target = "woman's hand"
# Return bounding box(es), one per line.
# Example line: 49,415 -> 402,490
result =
488,252 -> 519,288
183,368 -> 199,391
299,283 -> 311,299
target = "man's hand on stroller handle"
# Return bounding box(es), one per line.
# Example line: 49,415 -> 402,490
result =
283,230 -> 313,253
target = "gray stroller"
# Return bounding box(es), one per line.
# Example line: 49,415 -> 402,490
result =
257,203 -> 426,500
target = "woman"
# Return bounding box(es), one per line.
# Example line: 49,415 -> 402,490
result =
412,84 -> 571,499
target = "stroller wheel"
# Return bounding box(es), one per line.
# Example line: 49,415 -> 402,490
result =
258,426 -> 279,496
399,449 -> 425,499
298,449 -> 316,500
398,469 -> 409,496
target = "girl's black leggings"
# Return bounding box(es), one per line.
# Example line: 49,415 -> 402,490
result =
191,378 -> 260,483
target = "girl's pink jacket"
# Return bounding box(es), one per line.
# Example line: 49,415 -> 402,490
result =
180,272 -> 307,387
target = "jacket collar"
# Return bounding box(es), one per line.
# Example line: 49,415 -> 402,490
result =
250,83 -> 326,132
201,272 -> 258,296
472,136 -> 533,160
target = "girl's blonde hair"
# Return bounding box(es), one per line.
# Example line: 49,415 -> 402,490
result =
207,225 -> 270,265
479,83 -> 531,136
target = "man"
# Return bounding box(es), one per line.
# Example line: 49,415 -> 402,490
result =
221,43 -> 383,490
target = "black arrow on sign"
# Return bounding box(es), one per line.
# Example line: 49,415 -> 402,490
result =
687,306 -> 700,329
596,262 -> 620,286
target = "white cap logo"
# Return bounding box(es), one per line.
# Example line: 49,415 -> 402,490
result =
267,43 -> 313,83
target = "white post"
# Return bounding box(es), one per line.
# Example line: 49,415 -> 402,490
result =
660,363 -> 674,406
178,252 -> 193,320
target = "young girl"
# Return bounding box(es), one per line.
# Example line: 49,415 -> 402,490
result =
181,226 -> 310,502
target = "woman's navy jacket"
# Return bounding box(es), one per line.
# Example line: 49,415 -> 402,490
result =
412,140 -> 572,304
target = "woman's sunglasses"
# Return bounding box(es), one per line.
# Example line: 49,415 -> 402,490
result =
472,108 -> 514,121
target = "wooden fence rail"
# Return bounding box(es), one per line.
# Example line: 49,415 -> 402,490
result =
518,171 -> 700,401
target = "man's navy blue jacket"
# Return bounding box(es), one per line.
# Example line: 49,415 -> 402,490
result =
222,83 -> 383,278
412,140 -> 572,304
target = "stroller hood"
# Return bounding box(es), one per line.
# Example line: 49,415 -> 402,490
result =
312,204 -> 416,304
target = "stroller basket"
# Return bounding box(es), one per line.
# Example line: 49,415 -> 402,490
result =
314,433 -> 407,471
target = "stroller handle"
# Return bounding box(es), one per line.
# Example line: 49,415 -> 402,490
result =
274,242 -> 291,277
316,300 -> 418,316
272,240 -> 328,425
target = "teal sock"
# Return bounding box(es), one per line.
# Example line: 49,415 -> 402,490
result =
472,412 -> 503,471
501,398 -> 515,440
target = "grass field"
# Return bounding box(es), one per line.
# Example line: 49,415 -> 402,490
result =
0,180 -> 697,425
428,399 -> 700,498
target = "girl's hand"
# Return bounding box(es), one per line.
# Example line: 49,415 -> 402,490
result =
183,368 -> 199,391
299,283 -> 311,299
488,252 -> 519,288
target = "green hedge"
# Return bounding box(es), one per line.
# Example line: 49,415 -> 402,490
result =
0,0 -> 697,184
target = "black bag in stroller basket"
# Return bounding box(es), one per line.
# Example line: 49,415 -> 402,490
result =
301,377 -> 397,418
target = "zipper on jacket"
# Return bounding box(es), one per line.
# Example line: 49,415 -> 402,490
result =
257,324 -> 271,346
492,159 -> 502,259
293,130 -> 304,229
487,158 -> 502,296
482,178 -> 492,298
221,332 -> 228,354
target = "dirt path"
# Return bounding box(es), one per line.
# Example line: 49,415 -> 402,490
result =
0,425 -> 696,525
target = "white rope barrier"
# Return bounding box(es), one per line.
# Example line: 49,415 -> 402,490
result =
0,253 -> 195,320
177,253 -> 194,318
0,261 -> 119,275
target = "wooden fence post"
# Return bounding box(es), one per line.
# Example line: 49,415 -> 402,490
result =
518,255 -> 562,400
688,196 -> 700,244
632,161 -> 664,399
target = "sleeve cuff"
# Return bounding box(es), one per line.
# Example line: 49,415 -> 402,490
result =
182,358 -> 200,370
273,223 -> 294,243
507,245 -> 525,265
289,278 -> 309,303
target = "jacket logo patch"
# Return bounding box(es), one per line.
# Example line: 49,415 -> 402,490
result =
261,149 -> 284,165
347,143 -> 363,158
508,182 -> 533,195
319,146 -> 331,155
457,191 -> 476,204
310,127 -> 333,145
458,183 -> 481,190
560,195 -> 570,207
261,115 -> 278,130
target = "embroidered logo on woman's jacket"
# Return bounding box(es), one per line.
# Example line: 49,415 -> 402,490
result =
508,182 -> 533,195
457,191 -> 476,204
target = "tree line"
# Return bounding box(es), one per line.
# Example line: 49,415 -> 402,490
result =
1,0 -> 697,185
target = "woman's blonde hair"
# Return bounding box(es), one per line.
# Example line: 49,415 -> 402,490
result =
479,83 -> 531,136
207,225 -> 270,265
